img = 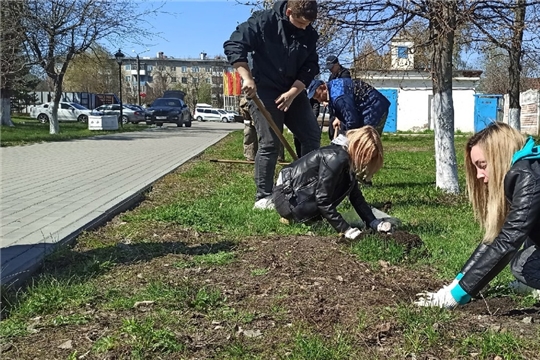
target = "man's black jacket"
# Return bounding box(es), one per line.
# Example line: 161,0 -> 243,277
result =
273,143 -> 376,233
223,0 -> 319,95
328,65 -> 351,82
459,158 -> 540,296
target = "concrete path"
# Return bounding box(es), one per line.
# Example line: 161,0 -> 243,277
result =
0,122 -> 242,286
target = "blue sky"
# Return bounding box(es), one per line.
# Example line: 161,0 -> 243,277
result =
117,1 -> 254,59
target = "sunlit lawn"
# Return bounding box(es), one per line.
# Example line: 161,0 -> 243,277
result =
0,117 -> 149,147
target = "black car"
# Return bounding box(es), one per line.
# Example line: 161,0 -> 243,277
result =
145,98 -> 192,127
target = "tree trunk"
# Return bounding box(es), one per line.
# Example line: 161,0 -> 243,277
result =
0,88 -> 14,127
50,74 -> 63,134
431,1 -> 459,194
507,0 -> 526,131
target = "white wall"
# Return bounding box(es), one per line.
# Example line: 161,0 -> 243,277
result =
395,88 -> 431,131
452,89 -> 476,133
375,84 -> 476,132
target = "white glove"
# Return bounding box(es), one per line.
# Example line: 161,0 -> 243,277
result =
344,227 -> 362,240
377,221 -> 394,234
414,286 -> 458,309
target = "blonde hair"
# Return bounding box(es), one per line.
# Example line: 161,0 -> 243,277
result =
346,126 -> 383,178
465,122 -> 525,243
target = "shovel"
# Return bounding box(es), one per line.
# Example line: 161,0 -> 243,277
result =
251,96 -> 298,161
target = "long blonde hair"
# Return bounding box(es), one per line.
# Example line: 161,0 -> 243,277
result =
465,122 -> 525,243
346,126 -> 383,178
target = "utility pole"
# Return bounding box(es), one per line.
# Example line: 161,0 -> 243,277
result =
137,54 -> 141,106
133,49 -> 150,106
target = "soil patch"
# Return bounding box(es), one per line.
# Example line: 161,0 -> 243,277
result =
3,233 -> 539,359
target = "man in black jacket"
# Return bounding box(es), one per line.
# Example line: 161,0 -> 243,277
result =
326,55 -> 351,81
224,0 -> 321,210
325,55 -> 351,140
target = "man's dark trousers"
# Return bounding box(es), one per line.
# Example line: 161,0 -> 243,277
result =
249,91 -> 320,201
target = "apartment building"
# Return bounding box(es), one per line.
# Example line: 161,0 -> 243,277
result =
121,51 -> 235,107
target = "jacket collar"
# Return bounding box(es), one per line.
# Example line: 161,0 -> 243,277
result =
331,134 -> 349,148
511,136 -> 540,165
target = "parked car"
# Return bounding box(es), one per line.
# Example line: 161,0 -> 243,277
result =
145,98 -> 191,127
225,110 -> 244,123
194,107 -> 232,122
218,109 -> 235,122
33,102 -> 92,123
163,90 -> 186,101
92,104 -> 146,124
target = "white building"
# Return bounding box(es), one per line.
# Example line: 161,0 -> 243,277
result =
360,39 -> 482,133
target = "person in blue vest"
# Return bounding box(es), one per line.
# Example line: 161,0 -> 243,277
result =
307,78 -> 390,136
415,122 -> 540,309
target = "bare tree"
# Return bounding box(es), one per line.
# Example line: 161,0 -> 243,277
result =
63,45 -> 119,94
145,66 -> 175,104
173,71 -> 212,111
22,0 -> 163,134
468,0 -> 540,130
0,1 -> 27,126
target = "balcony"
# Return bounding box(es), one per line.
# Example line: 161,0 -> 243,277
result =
131,69 -> 146,76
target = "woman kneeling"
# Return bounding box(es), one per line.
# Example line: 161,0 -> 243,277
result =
416,122 -> 540,309
272,125 -> 393,240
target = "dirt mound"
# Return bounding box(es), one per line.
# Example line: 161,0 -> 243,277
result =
3,233 -> 539,359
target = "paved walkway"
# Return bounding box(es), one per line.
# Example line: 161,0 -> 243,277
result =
0,122 -> 242,285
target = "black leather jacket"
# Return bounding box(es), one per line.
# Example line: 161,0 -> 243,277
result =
272,144 -> 376,233
459,158 -> 540,296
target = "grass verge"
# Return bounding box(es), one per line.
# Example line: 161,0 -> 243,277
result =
0,117 -> 149,147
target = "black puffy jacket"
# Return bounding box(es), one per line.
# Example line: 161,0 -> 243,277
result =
223,1 -> 319,95
459,158 -> 540,296
272,143 -> 376,233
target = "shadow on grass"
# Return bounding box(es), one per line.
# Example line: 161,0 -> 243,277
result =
45,240 -> 237,274
1,240 -> 236,318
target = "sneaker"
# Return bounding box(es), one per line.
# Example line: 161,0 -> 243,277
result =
253,197 -> 275,210
509,280 -> 540,299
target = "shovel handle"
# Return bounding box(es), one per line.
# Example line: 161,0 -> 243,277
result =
251,96 -> 298,161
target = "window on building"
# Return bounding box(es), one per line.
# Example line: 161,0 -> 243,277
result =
125,76 -> 131,82
192,66 -> 199,72
124,64 -> 131,70
193,78 -> 199,84
147,76 -> 153,82
181,77 -> 188,84
206,78 -> 211,84
171,77 -> 177,82
170,66 -> 176,71
157,65 -> 165,71
182,66 -> 187,73
397,46 -> 408,59
147,65 -> 153,71
206,66 -> 212,72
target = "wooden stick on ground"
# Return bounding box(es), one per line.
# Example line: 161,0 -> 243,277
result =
210,159 -> 291,165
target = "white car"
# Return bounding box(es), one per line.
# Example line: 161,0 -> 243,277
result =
33,102 -> 92,123
194,107 -> 232,122
217,109 -> 235,122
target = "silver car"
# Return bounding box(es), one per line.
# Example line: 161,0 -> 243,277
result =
33,102 -> 92,123
92,104 -> 146,124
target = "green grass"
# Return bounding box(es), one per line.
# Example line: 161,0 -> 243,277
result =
2,130 -> 538,359
0,116 -> 148,147
286,330 -> 353,360
174,251 -> 236,269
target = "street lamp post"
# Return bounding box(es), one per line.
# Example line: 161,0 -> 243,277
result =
132,49 -> 150,106
115,49 -> 125,128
